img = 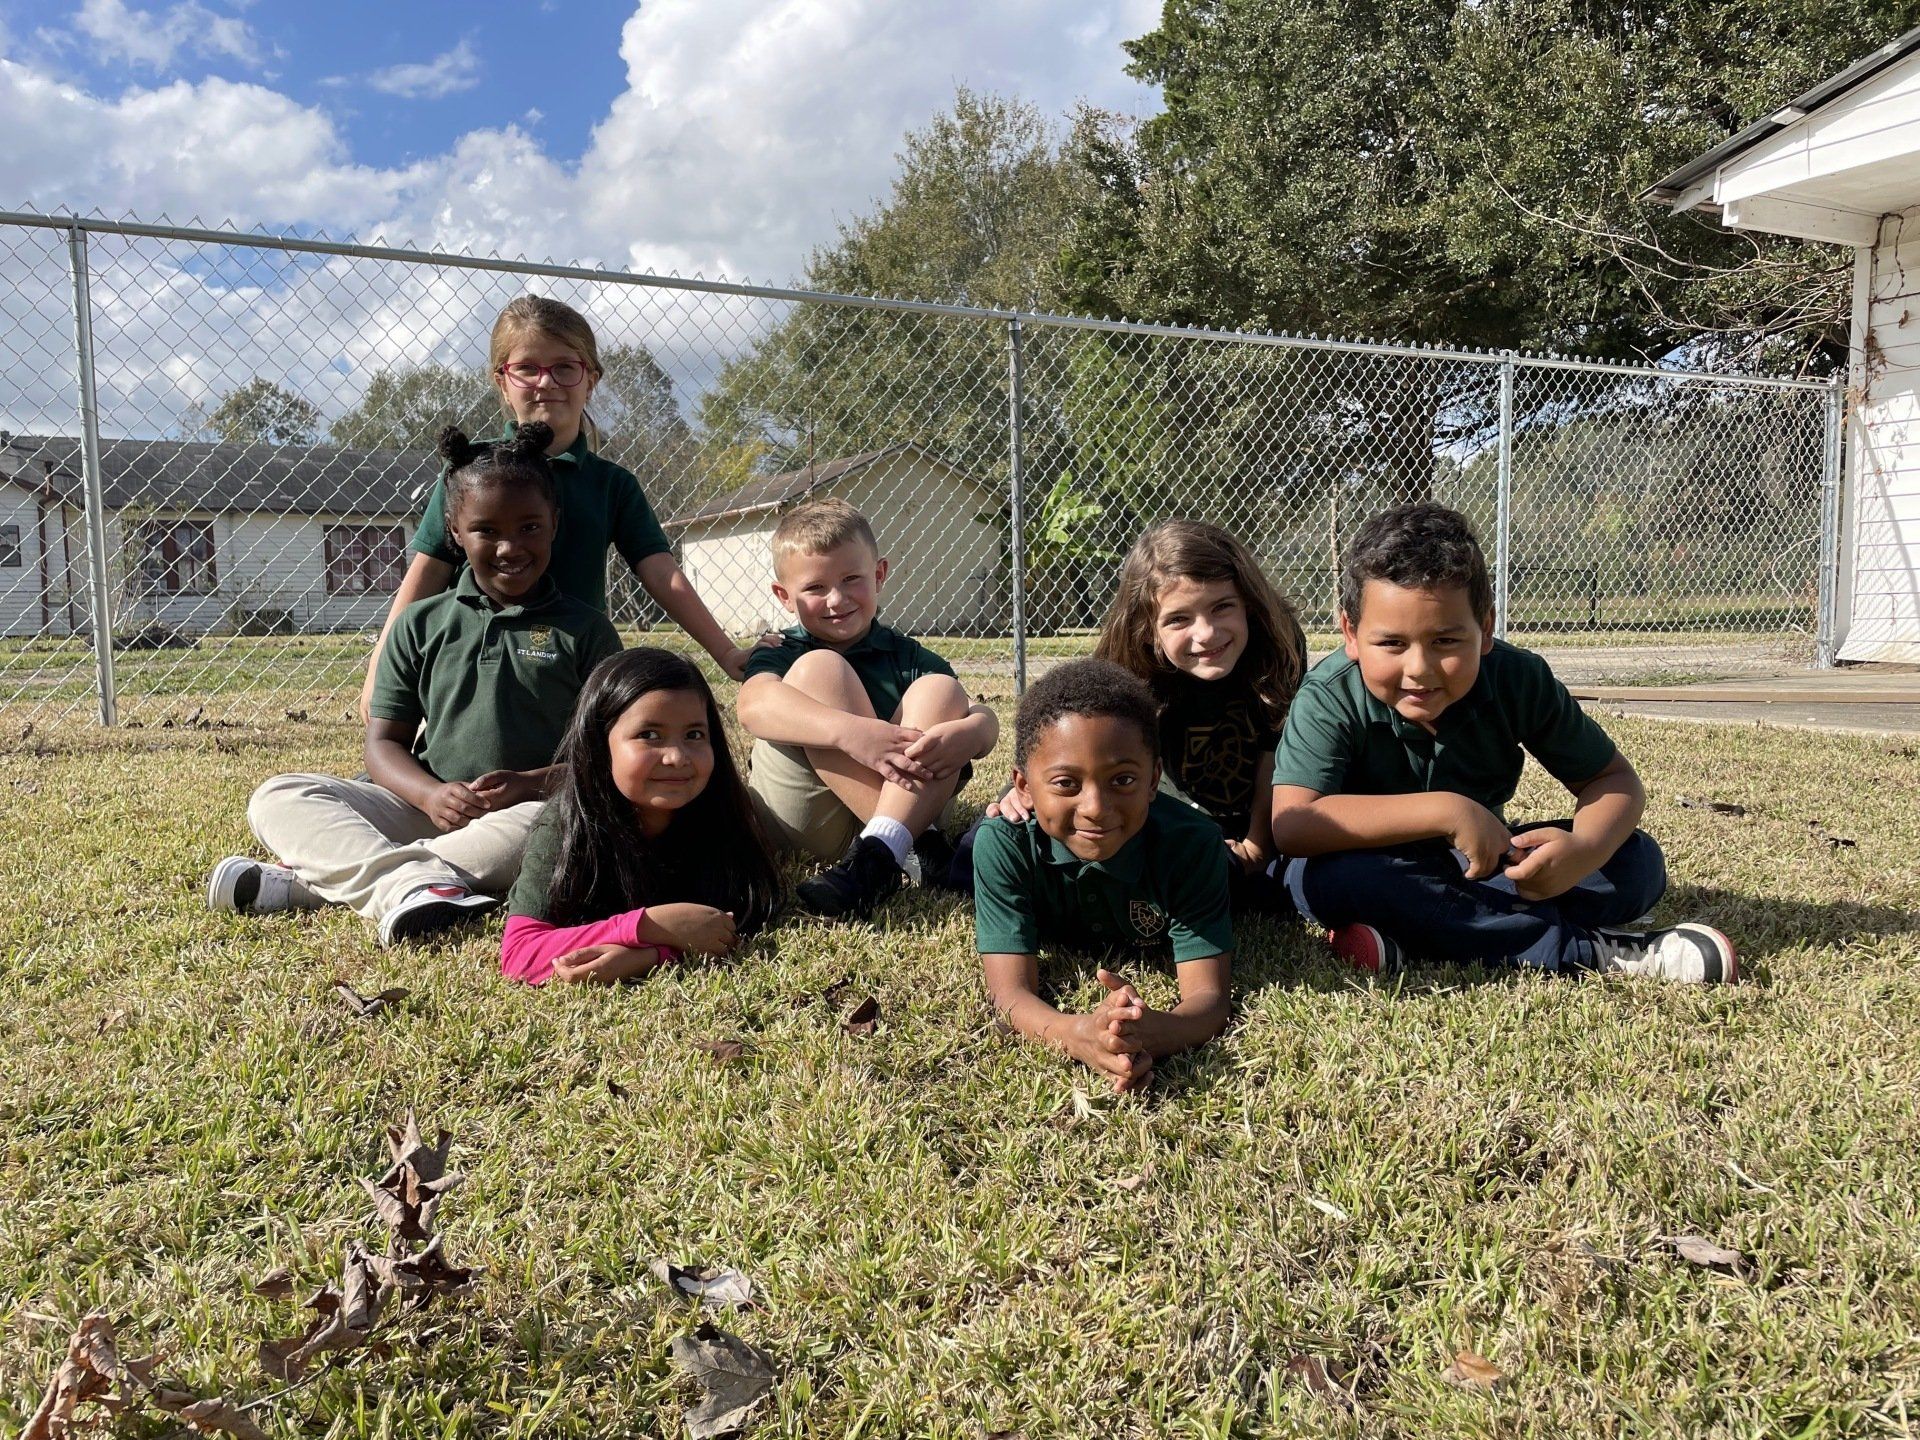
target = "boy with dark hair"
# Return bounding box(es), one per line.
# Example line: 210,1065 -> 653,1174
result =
736,497 -> 998,919
1271,503 -> 1735,982
974,658 -> 1234,1091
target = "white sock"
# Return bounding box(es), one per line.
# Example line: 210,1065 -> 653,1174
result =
860,816 -> 913,867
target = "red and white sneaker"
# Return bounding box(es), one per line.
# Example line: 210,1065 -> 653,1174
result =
378,883 -> 497,948
1328,923 -> 1406,977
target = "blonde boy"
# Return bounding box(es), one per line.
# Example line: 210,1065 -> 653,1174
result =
736,498 -> 999,918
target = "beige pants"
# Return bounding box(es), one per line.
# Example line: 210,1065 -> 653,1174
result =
746,738 -> 966,863
248,772 -> 543,921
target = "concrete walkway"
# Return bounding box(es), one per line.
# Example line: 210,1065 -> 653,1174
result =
1570,667 -> 1920,737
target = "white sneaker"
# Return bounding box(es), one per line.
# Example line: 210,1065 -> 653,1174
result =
1592,923 -> 1737,984
378,883 -> 497,948
207,855 -> 312,914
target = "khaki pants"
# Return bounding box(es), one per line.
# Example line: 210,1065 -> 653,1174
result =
248,772 -> 543,922
746,739 -> 967,863
746,740 -> 864,863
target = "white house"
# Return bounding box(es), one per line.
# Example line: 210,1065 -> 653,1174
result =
0,432 -> 429,639
667,444 -> 1008,637
1648,26 -> 1920,662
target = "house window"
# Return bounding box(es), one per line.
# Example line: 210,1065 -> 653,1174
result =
135,518 -> 217,595
324,523 -> 407,596
0,525 -> 19,567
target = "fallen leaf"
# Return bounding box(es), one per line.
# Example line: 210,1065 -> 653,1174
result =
842,995 -> 880,1036
94,1009 -> 128,1036
1303,1195 -> 1350,1222
169,1395 -> 269,1440
1667,1234 -> 1746,1273
283,709 -> 308,722
333,981 -> 410,1019
1441,1350 -> 1506,1391
651,1260 -> 756,1310
1283,1354 -> 1353,1410
184,705 -> 205,727
698,1039 -> 750,1062
1102,1166 -> 1154,1193
368,1235 -> 480,1309
605,1076 -> 628,1099
360,1114 -> 464,1243
259,1243 -> 388,1381
252,1268 -> 295,1301
816,976 -> 854,1009
24,1311 -> 123,1440
668,1322 -> 776,1440
1825,835 -> 1857,848
1676,796 -> 1746,817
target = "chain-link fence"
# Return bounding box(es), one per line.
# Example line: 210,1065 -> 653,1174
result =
0,210 -> 1840,729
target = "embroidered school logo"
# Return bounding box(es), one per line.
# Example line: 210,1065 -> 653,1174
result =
1128,899 -> 1169,941
516,624 -> 558,661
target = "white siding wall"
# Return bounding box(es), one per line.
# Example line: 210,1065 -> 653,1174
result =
679,521 -> 785,636
28,509 -> 404,636
1841,213 -> 1920,661
675,454 -> 1008,640
0,485 -> 44,639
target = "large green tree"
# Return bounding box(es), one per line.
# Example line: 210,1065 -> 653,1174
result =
186,378 -> 321,446
1066,0 -> 1905,365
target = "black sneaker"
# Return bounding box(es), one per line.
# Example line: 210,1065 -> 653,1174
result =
796,836 -> 904,919
903,825 -> 960,891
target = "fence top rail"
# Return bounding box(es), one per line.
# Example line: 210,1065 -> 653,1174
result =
3,207 -> 1830,392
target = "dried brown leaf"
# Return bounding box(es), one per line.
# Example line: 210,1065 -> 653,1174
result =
1676,796 -> 1746,816
252,1268 -> 295,1301
169,1395 -> 269,1440
259,1243 -> 388,1381
1102,1165 -> 1154,1194
698,1039 -> 750,1062
669,1322 -> 776,1440
605,1076 -> 628,1099
24,1311 -> 119,1440
842,995 -> 880,1036
651,1260 -> 755,1310
1441,1350 -> 1506,1390
333,981 -> 410,1018
816,976 -> 854,1009
284,708 -> 308,722
367,1235 -> 480,1309
1668,1234 -> 1747,1272
1284,1354 -> 1353,1410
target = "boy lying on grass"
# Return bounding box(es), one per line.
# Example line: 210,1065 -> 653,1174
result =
974,659 -> 1233,1092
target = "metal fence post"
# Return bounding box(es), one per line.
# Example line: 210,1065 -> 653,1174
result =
1493,354 -> 1514,640
66,225 -> 118,725
1815,370 -> 1845,669
1007,314 -> 1027,696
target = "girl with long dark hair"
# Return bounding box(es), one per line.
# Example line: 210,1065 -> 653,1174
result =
500,647 -> 782,984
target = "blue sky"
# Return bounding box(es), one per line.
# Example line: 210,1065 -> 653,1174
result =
3,0 -> 636,168
0,0 -> 1160,282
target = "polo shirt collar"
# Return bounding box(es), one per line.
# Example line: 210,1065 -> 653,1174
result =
452,565 -> 562,618
782,618 -> 900,654
1043,821 -> 1149,884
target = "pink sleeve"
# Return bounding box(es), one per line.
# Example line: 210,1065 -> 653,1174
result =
500,909 -> 666,986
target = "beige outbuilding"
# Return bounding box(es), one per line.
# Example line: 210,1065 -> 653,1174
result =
667,444 -> 1008,638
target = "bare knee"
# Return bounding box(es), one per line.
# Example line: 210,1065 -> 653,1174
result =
784,649 -> 871,713
899,673 -> 967,724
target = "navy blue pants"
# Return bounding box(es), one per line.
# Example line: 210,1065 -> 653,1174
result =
1287,821 -> 1668,973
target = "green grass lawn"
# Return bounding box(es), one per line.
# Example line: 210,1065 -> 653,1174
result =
3,706 -> 1917,1437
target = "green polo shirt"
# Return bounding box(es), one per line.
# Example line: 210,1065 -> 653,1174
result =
973,793 -> 1235,963
742,620 -> 956,719
369,568 -> 622,783
1271,640 -> 1618,817
409,425 -> 671,613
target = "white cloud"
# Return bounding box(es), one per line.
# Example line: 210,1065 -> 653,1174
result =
365,40 -> 481,101
71,0 -> 264,71
0,1 -> 1163,438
